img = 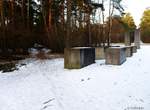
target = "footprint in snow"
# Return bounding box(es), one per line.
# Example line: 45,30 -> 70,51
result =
139,99 -> 144,103
100,63 -> 105,66
41,105 -> 54,110
81,79 -> 84,82
144,72 -> 148,74
128,96 -> 132,98
81,78 -> 91,82
87,78 -> 91,80
135,98 -> 144,103
43,98 -> 55,104
113,82 -> 117,85
41,98 -> 55,110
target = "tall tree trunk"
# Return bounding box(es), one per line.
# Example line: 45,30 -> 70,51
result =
0,0 -> 4,29
107,0 -> 111,47
60,1 -> 64,25
79,10 -> 82,28
0,0 -> 6,49
102,0 -> 105,46
87,12 -> 91,46
98,9 -> 102,46
66,0 -> 72,48
27,0 -> 31,30
48,0 -> 52,32
21,0 -> 25,27
108,0 -> 114,47
41,0 -> 52,48
10,0 -> 14,29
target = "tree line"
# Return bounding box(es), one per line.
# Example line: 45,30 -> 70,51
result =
0,0 -> 137,54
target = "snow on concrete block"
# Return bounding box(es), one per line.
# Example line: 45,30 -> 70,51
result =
125,46 -> 133,57
95,47 -> 105,60
64,47 -> 95,69
105,47 -> 126,65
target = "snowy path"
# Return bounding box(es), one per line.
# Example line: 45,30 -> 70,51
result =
0,45 -> 150,110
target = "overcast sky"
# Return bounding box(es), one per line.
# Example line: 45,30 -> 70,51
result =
94,0 -> 150,26
123,0 -> 150,26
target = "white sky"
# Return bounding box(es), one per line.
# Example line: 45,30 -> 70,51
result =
123,0 -> 150,26
94,0 -> 150,26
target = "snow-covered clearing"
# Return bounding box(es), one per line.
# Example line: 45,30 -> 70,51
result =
0,45 -> 150,110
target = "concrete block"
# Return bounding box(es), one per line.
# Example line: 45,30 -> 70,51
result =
134,29 -> 141,49
131,46 -> 137,53
125,46 -> 133,57
105,47 -> 126,65
64,47 -> 95,69
95,47 -> 105,60
125,32 -> 131,46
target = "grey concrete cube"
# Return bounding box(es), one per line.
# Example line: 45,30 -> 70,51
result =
131,46 -> 137,53
125,46 -> 133,57
95,47 -> 105,60
64,47 -> 95,69
105,47 -> 126,65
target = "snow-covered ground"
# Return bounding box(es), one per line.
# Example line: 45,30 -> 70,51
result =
0,45 -> 150,110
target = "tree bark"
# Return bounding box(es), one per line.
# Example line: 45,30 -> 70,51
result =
66,0 -> 72,48
102,0 -> 105,47
0,0 -> 6,49
27,0 -> 31,30
21,0 -> 25,27
108,0 -> 114,47
0,0 -> 4,29
10,0 -> 15,29
87,11 -> 91,46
